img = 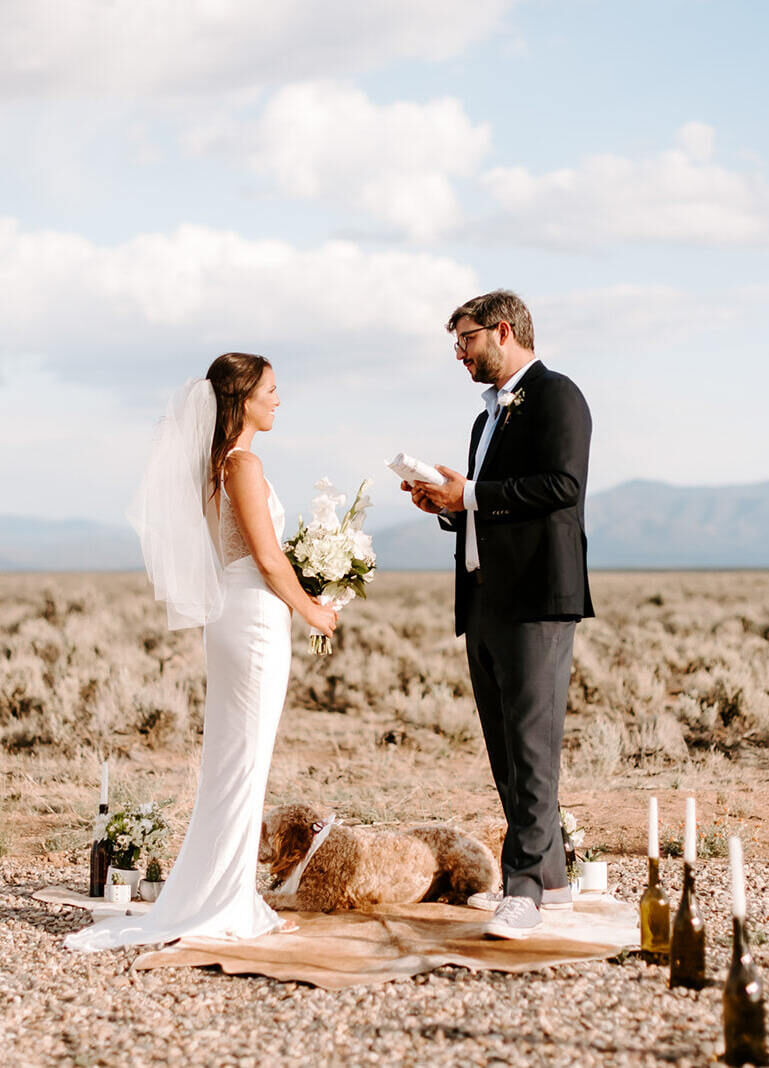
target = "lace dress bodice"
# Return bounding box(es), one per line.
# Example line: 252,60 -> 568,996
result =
219,450 -> 285,567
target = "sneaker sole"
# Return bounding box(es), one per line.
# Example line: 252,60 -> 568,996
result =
468,896 -> 573,913
483,920 -> 544,940
466,895 -> 501,913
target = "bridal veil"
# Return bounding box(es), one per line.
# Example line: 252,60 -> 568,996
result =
127,378 -> 224,630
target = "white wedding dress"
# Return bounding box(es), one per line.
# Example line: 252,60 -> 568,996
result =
66,457 -> 291,951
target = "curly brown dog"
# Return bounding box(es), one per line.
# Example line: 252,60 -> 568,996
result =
259,803 -> 498,912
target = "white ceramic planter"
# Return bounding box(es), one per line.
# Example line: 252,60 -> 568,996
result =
578,860 -> 608,892
139,879 -> 165,902
106,865 -> 141,900
105,882 -> 131,904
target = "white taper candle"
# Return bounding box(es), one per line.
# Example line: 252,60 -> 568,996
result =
684,796 -> 696,864
648,796 -> 659,859
729,835 -> 746,920
100,761 -> 109,807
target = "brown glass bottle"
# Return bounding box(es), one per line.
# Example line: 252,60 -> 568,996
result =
89,802 -> 111,897
669,861 -> 706,990
723,915 -> 769,1066
640,856 -> 670,964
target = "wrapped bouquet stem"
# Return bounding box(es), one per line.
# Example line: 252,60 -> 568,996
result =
285,478 -> 376,655
309,593 -> 345,656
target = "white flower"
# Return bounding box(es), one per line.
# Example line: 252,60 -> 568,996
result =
561,809 -> 584,847
498,387 -> 525,412
310,477 -> 346,531
351,529 -> 375,565
93,815 -> 109,839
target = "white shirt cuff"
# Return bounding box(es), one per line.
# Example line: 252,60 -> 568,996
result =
463,480 -> 478,511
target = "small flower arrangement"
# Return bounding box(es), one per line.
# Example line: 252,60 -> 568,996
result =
102,801 -> 171,870
560,808 -> 585,849
560,807 -> 585,885
284,478 -> 376,654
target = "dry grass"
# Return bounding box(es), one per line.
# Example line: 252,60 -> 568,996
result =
1,570 -> 768,859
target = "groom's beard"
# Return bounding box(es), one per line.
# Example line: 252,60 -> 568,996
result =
470,338 -> 505,384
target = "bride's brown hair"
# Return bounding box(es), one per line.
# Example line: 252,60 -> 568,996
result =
206,352 -> 271,497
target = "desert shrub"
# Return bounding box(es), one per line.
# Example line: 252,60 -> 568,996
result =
0,570 -> 768,777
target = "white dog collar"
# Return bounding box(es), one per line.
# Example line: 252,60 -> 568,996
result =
277,814 -> 337,895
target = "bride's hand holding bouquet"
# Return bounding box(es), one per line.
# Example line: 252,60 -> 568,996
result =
284,477 -> 376,654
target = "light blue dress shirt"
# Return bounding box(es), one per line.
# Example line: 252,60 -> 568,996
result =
463,358 -> 539,572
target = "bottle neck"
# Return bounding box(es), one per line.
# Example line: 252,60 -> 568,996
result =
731,915 -> 751,966
682,861 -> 696,898
647,856 -> 660,886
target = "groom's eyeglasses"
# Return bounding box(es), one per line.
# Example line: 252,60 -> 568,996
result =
454,323 -> 500,352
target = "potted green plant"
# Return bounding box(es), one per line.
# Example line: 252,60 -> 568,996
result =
105,870 -> 131,905
577,847 -> 608,892
139,857 -> 165,902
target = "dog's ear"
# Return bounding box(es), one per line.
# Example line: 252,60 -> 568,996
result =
271,817 -> 315,880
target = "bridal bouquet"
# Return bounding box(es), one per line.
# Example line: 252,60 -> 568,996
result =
284,478 -> 376,654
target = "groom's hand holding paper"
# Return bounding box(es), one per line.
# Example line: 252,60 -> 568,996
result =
388,453 -> 466,513
416,465 -> 467,512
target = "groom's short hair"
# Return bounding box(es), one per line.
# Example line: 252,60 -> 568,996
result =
446,290 -> 534,351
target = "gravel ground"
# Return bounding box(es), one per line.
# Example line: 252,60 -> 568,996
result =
2,854 -> 768,1067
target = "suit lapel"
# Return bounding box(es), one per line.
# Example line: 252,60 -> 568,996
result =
477,360 -> 546,479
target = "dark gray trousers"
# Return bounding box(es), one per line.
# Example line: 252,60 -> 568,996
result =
465,584 -> 576,905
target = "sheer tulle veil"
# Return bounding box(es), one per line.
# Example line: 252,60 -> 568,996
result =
127,378 -> 225,630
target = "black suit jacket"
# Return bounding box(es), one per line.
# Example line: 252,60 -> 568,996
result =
442,360 -> 594,636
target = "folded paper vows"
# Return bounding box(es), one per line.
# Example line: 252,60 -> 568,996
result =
386,453 -> 447,487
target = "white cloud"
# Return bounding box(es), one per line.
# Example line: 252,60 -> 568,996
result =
676,121 -> 714,163
0,0 -> 512,97
0,217 -> 477,384
185,83 -> 490,240
482,124 -> 769,248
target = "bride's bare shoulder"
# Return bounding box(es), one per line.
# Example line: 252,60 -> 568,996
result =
224,449 -> 262,475
223,451 -> 267,502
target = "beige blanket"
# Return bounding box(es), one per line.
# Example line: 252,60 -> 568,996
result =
38,886 -> 639,990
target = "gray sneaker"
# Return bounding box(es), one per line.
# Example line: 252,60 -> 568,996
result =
483,896 -> 543,939
468,887 -> 572,912
541,886 -> 573,911
467,890 -> 503,912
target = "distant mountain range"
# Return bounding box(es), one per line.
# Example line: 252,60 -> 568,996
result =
2,479 -> 768,571
374,479 -> 769,570
0,515 -> 143,572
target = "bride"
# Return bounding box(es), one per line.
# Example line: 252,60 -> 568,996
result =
66,353 -> 337,951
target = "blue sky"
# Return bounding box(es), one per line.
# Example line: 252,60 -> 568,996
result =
1,0 -> 767,530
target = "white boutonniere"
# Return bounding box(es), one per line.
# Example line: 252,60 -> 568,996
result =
498,387 -> 525,426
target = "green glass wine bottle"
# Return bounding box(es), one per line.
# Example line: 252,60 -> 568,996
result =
641,796 -> 670,964
723,915 -> 769,1066
89,801 -> 110,897
640,856 -> 670,964
723,835 -> 768,1066
669,860 -> 706,990
670,798 -> 705,990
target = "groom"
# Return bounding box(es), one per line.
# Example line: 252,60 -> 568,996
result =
404,289 -> 594,938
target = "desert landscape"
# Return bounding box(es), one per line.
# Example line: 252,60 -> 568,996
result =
2,569 -> 769,1065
